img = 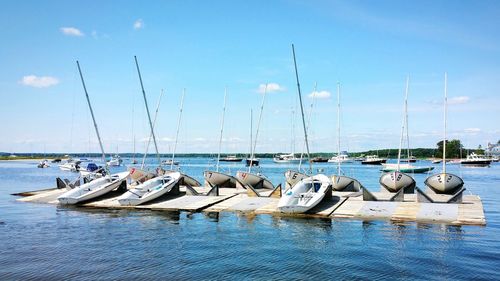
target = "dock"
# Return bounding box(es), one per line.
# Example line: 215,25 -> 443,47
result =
14,186 -> 486,226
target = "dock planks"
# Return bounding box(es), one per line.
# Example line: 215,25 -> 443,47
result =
14,186 -> 486,226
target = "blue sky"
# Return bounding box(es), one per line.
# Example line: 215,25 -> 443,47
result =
1,0 -> 499,154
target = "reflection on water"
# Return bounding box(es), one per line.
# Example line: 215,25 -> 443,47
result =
0,158 -> 499,280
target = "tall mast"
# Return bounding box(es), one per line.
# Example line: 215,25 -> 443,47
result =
443,72 -> 447,173
397,76 -> 409,170
337,82 -> 341,175
405,75 -> 411,160
249,109 -> 252,159
76,61 -> 107,168
291,44 -> 312,173
171,88 -> 185,170
216,88 -> 227,172
141,90 -> 164,169
299,82 -> 316,171
249,84 -> 267,173
134,56 -> 161,166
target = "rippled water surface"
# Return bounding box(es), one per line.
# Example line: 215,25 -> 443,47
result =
1,158 -> 499,280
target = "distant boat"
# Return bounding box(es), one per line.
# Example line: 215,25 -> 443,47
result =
432,159 -> 442,164
245,158 -> 259,166
310,157 -> 329,163
37,159 -> 50,168
273,153 -> 302,163
219,155 -> 243,162
162,159 -> 179,166
361,155 -> 386,165
118,172 -> 181,206
400,156 -> 417,163
107,155 -> 123,166
381,163 -> 434,173
277,174 -> 331,214
327,154 -> 353,163
51,158 -> 62,163
460,152 -> 491,166
59,160 -> 81,172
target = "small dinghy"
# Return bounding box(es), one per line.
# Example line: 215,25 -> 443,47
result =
118,172 -> 181,206
204,170 -> 244,188
58,160 -> 81,172
379,171 -> 416,193
284,170 -> 308,188
277,174 -> 331,214
424,173 -> 464,194
236,171 -> 274,189
57,171 -> 129,204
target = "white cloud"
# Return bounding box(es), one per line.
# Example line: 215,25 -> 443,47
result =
133,19 -> 144,30
20,75 -> 59,88
60,27 -> 84,37
464,128 -> 481,134
448,96 -> 470,105
257,83 -> 285,94
308,90 -> 331,99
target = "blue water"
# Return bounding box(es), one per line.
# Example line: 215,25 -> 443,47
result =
1,158 -> 499,280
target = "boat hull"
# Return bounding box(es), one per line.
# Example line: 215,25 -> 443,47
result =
235,171 -> 274,189
379,171 -> 416,192
424,173 -> 464,194
284,170 -> 308,188
57,171 -> 129,204
204,171 -> 244,188
118,173 -> 181,206
277,174 -> 332,214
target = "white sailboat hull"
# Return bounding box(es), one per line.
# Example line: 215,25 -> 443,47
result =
284,170 -> 308,188
118,172 -> 181,206
57,171 -> 129,204
278,174 -> 331,214
204,171 -> 243,188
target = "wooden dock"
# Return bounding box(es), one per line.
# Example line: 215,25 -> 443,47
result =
14,186 -> 486,226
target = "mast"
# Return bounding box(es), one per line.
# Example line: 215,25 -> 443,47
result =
443,72 -> 447,174
134,56 -> 161,166
405,75 -> 411,160
249,84 -> 267,173
76,61 -> 107,168
171,88 -> 185,170
397,76 -> 409,170
337,82 -> 341,175
141,90 -> 164,169
291,44 -> 312,173
216,88 -> 227,172
299,82 -> 317,170
249,109 -> 253,160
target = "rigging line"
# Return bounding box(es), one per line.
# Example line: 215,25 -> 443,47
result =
141,89 -> 164,169
249,84 -> 267,173
216,87 -> 227,172
299,82 -> 317,171
171,88 -> 185,170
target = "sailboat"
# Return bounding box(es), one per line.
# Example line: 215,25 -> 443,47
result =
381,76 -> 434,174
379,76 -> 419,193
278,44 -> 331,213
117,172 -> 181,206
204,88 -> 245,189
236,84 -> 275,190
58,61 -> 129,204
273,104 -> 300,164
329,83 -> 364,192
424,73 -> 464,194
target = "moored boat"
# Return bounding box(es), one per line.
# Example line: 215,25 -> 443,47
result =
117,172 -> 181,206
235,171 -> 274,189
381,163 -> 434,173
273,153 -> 302,163
460,153 -> 491,166
57,171 -> 129,204
277,174 -> 331,213
361,155 -> 386,165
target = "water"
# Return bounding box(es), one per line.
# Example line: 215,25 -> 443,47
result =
1,158 -> 499,280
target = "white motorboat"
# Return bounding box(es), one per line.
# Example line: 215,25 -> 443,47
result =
277,174 -> 332,214
58,160 -> 81,172
273,153 -> 302,163
57,171 -> 129,204
460,152 -> 491,166
78,163 -> 103,177
235,171 -> 274,189
107,155 -> 123,166
117,172 -> 181,206
327,154 -> 353,163
361,155 -> 387,165
162,159 -> 180,166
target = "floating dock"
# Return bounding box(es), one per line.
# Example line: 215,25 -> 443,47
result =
14,185 -> 486,226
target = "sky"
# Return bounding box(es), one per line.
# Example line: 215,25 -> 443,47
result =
1,0 -> 499,154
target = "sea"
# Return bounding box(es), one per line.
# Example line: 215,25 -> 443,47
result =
0,158 -> 499,280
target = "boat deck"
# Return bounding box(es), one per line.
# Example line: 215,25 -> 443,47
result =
15,186 -> 486,226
